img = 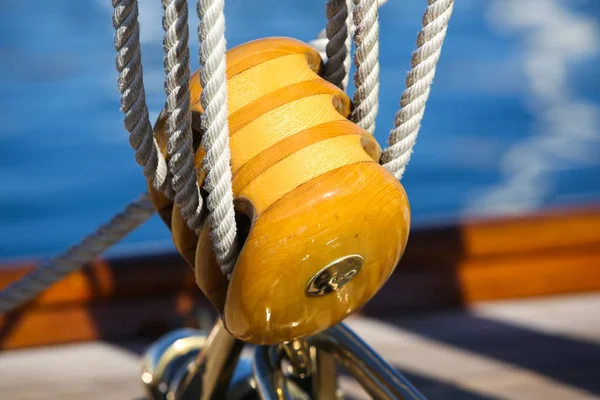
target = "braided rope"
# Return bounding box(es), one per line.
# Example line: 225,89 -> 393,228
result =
351,0 -> 380,135
311,0 -> 389,92
381,0 -> 455,179
0,194 -> 155,313
323,0 -> 353,91
161,0 -> 204,232
112,0 -> 171,195
0,0 -> 453,316
197,0 -> 238,277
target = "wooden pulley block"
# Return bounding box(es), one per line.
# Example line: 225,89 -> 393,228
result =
147,37 -> 410,344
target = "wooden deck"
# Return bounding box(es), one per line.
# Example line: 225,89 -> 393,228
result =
1,293 -> 599,400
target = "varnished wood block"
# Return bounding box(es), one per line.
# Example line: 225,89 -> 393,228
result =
148,37 -> 410,344
2,205 -> 600,350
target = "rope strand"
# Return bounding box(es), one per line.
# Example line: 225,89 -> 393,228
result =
161,0 -> 204,232
197,0 -> 238,277
0,0 -> 454,315
112,0 -> 171,195
351,0 -> 380,134
0,193 -> 155,313
323,0 -> 353,91
381,0 -> 455,179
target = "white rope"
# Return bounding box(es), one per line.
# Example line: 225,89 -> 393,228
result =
0,1 -> 171,315
112,0 -> 171,196
309,28 -> 328,63
161,0 -> 204,232
197,0 -> 238,277
0,193 -> 155,313
310,0 -> 388,92
0,0 -> 454,316
351,0 -> 380,135
381,0 -> 455,180
322,0 -> 353,91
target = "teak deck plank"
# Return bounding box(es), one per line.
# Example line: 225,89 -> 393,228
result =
1,293 -> 599,400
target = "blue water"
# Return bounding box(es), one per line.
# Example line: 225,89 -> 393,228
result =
1,0 -> 599,260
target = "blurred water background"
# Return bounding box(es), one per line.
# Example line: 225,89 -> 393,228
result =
0,0 -> 599,261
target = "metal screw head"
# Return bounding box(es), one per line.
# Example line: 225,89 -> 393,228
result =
306,255 -> 364,297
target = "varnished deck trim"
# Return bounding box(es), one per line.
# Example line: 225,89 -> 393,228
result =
1,204 -> 599,349
0,293 -> 209,350
0,254 -> 196,307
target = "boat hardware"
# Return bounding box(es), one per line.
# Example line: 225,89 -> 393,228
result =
141,320 -> 427,399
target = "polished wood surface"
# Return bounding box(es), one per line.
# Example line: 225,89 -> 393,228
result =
1,204 -> 599,350
148,37 -> 410,344
226,161 -> 409,343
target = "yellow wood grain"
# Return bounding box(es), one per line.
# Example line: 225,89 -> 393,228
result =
226,162 -> 410,343
148,37 -> 411,344
229,94 -> 348,172
231,120 -> 380,195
